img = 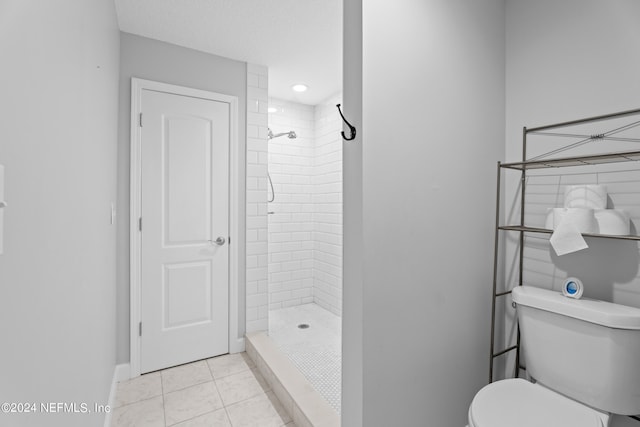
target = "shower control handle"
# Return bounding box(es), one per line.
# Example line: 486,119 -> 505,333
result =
210,237 -> 226,246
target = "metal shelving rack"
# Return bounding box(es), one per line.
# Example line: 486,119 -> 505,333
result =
489,107 -> 640,383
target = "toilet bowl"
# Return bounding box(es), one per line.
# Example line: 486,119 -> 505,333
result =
468,286 -> 640,427
468,379 -> 609,427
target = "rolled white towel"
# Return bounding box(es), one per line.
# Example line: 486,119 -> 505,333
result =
594,209 -> 630,235
545,208 -> 554,230
564,184 -> 607,209
552,208 -> 598,234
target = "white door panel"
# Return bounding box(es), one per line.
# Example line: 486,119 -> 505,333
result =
140,89 -> 229,373
165,115 -> 212,245
163,260 -> 212,328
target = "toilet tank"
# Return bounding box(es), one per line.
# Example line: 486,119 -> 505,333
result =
512,286 -> 640,415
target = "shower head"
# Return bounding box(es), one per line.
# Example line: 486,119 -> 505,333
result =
268,128 -> 297,140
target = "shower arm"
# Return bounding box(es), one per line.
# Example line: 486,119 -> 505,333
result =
270,132 -> 289,139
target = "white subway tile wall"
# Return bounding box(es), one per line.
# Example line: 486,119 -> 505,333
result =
312,94 -> 343,316
267,100 -> 316,312
267,94 -> 343,317
246,63 -> 269,333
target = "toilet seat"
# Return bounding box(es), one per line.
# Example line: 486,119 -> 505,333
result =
469,379 -> 606,427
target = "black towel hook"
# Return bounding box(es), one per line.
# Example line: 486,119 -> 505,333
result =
336,104 -> 356,141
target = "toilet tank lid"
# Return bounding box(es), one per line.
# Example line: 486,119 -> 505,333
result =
512,286 -> 640,330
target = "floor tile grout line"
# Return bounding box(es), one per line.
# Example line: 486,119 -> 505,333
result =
223,404 -> 234,426
164,408 -> 223,427
223,389 -> 271,410
160,370 -> 167,427
211,379 -> 225,410
163,378 -> 214,396
163,375 -> 227,427
112,371 -> 164,409
161,360 -> 214,394
223,390 -> 293,426
204,356 -> 216,379
207,361 -> 266,427
220,386 -> 267,408
211,365 -> 253,381
111,392 -> 163,411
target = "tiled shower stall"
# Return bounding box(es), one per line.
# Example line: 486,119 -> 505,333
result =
243,67 -> 344,414
267,94 -> 343,316
265,94 -> 344,413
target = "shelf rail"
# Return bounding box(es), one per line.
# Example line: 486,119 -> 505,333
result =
489,107 -> 640,385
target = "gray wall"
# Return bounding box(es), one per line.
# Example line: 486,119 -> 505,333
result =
117,33 -> 247,363
506,0 -> 640,164
356,1 -> 506,426
345,3 -> 640,424
501,0 -> 640,381
0,0 -> 120,426
342,0 -> 363,425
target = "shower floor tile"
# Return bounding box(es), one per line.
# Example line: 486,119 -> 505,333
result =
268,303 -> 341,413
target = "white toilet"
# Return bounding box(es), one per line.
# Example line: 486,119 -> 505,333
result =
468,285 -> 640,427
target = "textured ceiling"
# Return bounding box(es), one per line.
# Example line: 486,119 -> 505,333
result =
115,0 -> 342,105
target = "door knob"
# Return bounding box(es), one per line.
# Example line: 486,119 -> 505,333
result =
210,237 -> 226,246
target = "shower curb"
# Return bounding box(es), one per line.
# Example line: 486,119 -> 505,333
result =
245,331 -> 340,427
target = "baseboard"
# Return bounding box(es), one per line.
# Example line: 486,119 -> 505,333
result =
104,363 -> 130,427
114,363 -> 131,382
230,336 -> 246,354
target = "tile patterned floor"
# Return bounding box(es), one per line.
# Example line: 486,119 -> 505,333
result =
268,304 -> 341,413
111,353 -> 296,427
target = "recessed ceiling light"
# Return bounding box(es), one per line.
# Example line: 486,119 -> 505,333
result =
292,84 -> 308,93
268,107 -> 278,113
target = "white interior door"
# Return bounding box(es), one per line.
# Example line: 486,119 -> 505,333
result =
140,88 -> 230,373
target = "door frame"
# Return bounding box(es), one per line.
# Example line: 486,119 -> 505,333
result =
129,78 -> 241,377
